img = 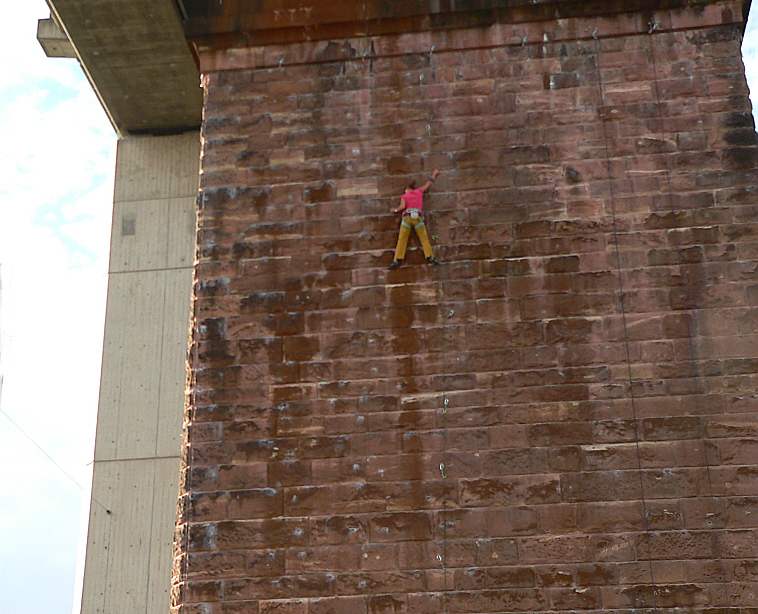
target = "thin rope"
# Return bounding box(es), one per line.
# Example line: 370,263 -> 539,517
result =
0,406 -> 112,515
591,30 -> 661,609
420,40 -> 451,614
434,250 -> 451,614
647,19 -> 732,609
432,248 -> 451,614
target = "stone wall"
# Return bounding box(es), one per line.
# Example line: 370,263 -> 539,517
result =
174,2 -> 758,612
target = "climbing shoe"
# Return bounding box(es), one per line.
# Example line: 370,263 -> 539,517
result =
427,256 -> 441,265
388,259 -> 402,269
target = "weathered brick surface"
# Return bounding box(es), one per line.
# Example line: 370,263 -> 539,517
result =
175,2 -> 758,613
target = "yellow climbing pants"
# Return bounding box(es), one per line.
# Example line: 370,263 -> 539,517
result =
394,214 -> 434,261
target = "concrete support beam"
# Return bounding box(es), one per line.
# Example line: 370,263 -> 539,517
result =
46,0 -> 201,136
36,18 -> 76,58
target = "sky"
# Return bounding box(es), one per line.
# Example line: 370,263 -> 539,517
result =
2,3 -> 758,614
0,2 -> 115,614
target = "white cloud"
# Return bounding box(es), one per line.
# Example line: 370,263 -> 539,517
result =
4,2 -> 82,91
0,88 -> 114,224
1,3 -> 114,614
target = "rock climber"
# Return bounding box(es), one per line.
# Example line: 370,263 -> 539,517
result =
388,169 -> 441,269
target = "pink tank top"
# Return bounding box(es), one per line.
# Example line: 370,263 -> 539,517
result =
402,188 -> 424,211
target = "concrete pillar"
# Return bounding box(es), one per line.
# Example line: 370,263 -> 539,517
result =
80,132 -> 199,614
